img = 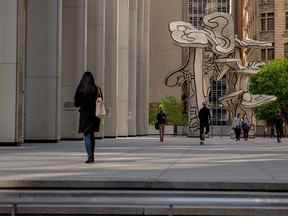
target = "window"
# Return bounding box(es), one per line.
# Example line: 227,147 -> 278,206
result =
285,43 -> 288,58
286,12 -> 288,30
261,13 -> 274,31
217,0 -> 230,13
267,13 -> 274,31
261,14 -> 266,31
211,108 -> 227,125
267,47 -> 275,60
261,44 -> 275,61
261,49 -> 266,61
209,79 -> 227,125
260,0 -> 273,5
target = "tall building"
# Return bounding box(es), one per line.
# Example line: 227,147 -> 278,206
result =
0,0 -> 151,145
149,0 -> 183,104
184,0 -> 232,28
243,0 -> 288,62
183,0 -> 233,126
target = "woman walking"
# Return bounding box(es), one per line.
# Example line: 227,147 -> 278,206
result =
74,72 -> 101,163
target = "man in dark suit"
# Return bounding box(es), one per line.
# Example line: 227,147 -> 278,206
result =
198,102 -> 211,145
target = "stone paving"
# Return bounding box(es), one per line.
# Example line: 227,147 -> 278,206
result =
0,136 -> 287,189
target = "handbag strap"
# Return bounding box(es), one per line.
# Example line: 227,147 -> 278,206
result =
97,86 -> 103,99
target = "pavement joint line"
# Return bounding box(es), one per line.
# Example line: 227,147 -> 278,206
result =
156,147 -> 191,180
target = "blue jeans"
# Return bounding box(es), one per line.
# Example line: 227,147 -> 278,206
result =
84,133 -> 95,160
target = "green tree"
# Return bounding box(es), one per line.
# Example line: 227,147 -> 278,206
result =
149,103 -> 159,125
149,96 -> 187,126
250,59 -> 288,122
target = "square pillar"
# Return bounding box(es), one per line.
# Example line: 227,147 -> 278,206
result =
0,0 -> 18,144
61,0 -> 87,139
103,0 -> 130,137
136,0 -> 150,136
25,0 -> 62,141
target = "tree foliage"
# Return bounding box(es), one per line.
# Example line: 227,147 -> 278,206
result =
149,96 -> 187,125
249,59 -> 288,121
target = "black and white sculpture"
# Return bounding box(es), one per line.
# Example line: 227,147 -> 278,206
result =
166,12 -> 276,136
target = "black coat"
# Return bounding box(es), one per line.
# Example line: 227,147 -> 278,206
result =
157,111 -> 167,124
199,106 -> 210,126
74,88 -> 101,134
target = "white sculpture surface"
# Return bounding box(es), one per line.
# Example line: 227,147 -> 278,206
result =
166,12 -> 276,136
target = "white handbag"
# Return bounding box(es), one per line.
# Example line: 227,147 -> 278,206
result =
95,87 -> 106,118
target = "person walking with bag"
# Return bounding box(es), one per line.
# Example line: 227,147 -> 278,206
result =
156,106 -> 167,142
232,113 -> 242,141
74,72 -> 102,163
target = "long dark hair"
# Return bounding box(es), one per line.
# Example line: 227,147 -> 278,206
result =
76,71 -> 97,96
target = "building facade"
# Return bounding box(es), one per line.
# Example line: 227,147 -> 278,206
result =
243,0 -> 288,62
0,0 -> 151,145
149,0 -> 183,104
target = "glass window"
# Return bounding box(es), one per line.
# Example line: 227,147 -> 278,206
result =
286,12 -> 288,30
261,49 -> 266,61
267,13 -> 274,31
267,48 -> 275,60
285,43 -> 288,58
261,13 -> 274,31
261,14 -> 266,31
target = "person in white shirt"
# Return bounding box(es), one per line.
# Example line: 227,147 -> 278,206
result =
232,113 -> 242,141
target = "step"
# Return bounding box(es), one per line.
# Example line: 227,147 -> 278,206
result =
0,180 -> 288,192
0,190 -> 288,215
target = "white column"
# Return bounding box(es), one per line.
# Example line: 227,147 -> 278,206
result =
87,0 -> 106,138
61,0 -> 87,139
0,0 -> 18,144
128,0 -> 138,136
15,0 -> 27,144
136,0 -> 150,136
104,0 -> 118,137
25,0 -> 62,141
104,0 -> 130,137
116,0 -> 130,136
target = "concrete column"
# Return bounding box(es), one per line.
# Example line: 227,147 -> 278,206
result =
104,0 -> 118,137
128,0 -> 138,136
104,0 -> 130,137
117,0 -> 130,136
61,0 -> 87,139
15,0 -> 27,144
0,0 -> 18,144
25,0 -> 62,141
87,0 -> 106,138
136,0 -> 150,136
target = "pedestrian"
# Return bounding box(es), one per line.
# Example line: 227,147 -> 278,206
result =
156,105 -> 167,142
275,112 -> 284,143
198,102 -> 211,145
74,71 -> 102,163
232,113 -> 242,141
242,116 -> 250,141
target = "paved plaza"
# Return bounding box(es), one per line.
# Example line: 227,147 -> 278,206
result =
0,136 -> 287,190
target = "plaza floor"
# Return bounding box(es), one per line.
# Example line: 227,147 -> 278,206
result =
0,136 -> 288,191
